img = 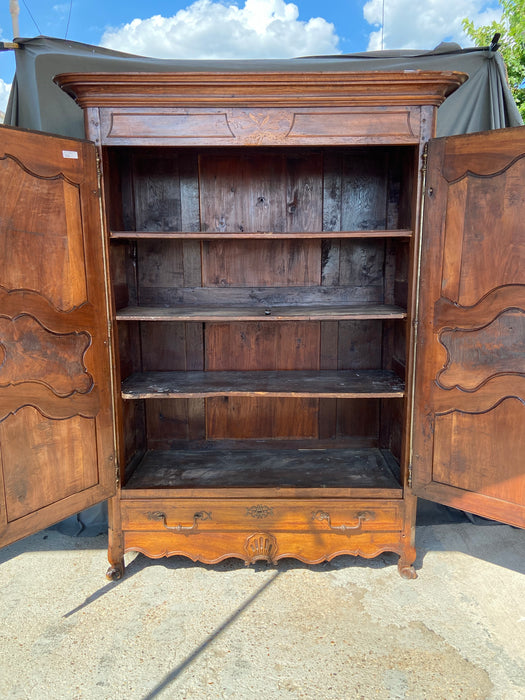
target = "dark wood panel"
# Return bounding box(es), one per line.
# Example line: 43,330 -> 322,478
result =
337,398 -> 381,439
116,304 -> 407,321
132,152 -> 182,231
206,397 -> 319,439
110,241 -> 133,309
205,322 -> 320,371
121,370 -> 406,398
140,321 -> 204,371
145,398 -> 206,448
125,150 -> 200,232
342,150 -> 389,230
124,447 -> 401,493
134,285 -> 384,307
338,239 -> 385,287
337,320 -> 383,369
137,239 -> 186,290
323,148 -> 396,232
121,399 -> 146,469
199,151 -> 322,233
201,240 -> 321,287
140,321 -> 205,445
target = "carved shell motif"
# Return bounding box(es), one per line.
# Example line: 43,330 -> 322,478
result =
244,532 -> 278,564
227,111 -> 293,144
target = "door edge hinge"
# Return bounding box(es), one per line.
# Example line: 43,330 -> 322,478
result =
408,461 -> 413,488
421,142 -> 429,174
115,457 -> 121,488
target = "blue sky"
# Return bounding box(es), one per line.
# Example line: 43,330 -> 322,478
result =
0,0 -> 502,113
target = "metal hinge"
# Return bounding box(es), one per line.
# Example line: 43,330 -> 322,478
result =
115,458 -> 120,488
421,142 -> 429,174
408,461 -> 413,488
95,150 -> 102,177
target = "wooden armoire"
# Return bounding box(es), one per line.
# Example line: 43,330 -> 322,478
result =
1,70 -> 524,579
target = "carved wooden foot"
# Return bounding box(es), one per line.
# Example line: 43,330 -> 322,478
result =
106,562 -> 124,581
398,562 -> 417,579
397,546 -> 417,579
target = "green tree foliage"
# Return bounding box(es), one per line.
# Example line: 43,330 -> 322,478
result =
463,0 -> 525,119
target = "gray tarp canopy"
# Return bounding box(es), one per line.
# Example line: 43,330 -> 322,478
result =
4,35 -> 523,140
2,36 -> 522,536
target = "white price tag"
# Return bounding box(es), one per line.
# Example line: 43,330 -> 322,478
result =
62,150 -> 79,159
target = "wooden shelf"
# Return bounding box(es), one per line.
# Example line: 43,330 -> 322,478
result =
116,303 -> 407,322
123,447 -> 402,496
110,229 -> 413,240
121,370 -> 405,399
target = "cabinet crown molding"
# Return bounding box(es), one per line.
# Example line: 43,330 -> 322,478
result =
54,70 -> 467,109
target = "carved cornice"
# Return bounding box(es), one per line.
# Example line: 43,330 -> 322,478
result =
54,71 -> 467,109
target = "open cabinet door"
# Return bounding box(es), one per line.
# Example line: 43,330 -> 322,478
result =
412,126 -> 525,528
0,125 -> 116,547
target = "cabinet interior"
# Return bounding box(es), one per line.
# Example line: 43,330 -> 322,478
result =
104,145 -> 417,493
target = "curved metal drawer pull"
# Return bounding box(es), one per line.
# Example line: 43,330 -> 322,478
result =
312,510 -> 372,533
149,510 -> 212,534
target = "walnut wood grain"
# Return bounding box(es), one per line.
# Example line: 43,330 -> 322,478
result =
120,498 -> 403,531
0,315 -> 93,397
0,125 -> 116,548
122,530 -> 410,566
1,407 -> 99,521
437,310 -> 525,391
412,127 -> 525,528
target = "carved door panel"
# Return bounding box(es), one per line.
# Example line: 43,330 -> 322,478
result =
0,125 -> 116,547
412,127 -> 525,528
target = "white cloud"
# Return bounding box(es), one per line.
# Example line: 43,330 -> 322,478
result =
100,0 -> 340,59
0,79 -> 12,117
363,0 -> 502,51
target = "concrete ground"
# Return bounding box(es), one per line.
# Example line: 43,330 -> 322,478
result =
0,501 -> 524,700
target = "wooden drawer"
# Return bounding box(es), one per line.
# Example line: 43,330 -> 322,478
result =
120,498 -> 404,534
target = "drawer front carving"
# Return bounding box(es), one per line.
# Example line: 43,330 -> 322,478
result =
120,499 -> 403,533
123,529 -> 407,566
